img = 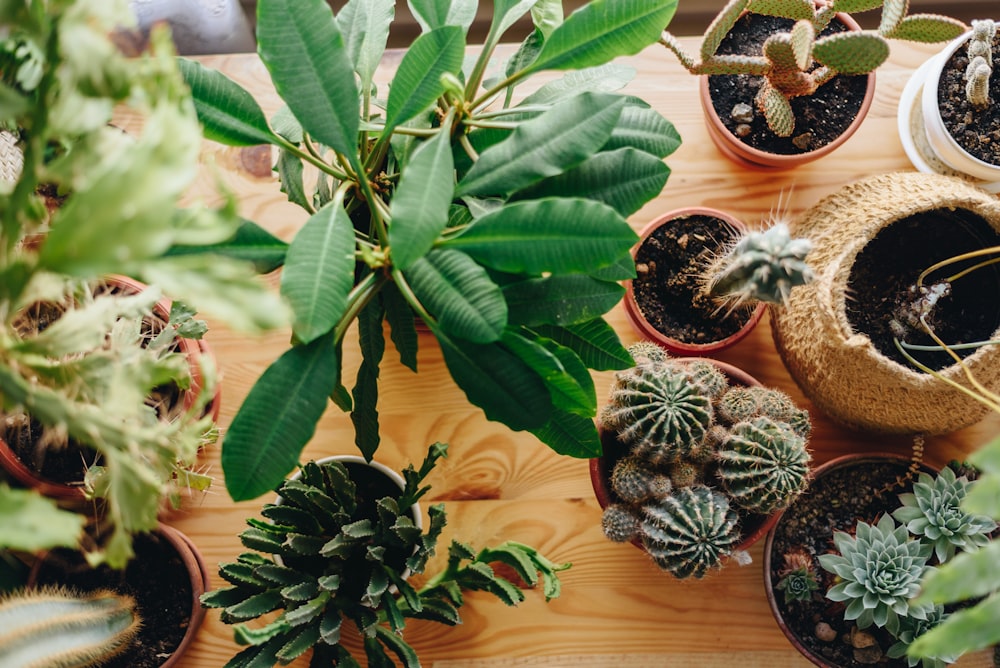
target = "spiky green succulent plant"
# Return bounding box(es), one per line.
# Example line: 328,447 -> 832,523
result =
775,548 -> 819,604
201,443 -> 569,668
705,223 -> 813,308
640,485 -> 740,579
886,605 -> 958,668
965,20 -> 995,109
603,361 -> 713,464
601,503 -> 640,543
892,466 -> 996,562
659,0 -> 968,136
716,416 -> 811,514
610,456 -> 672,504
818,514 -> 934,635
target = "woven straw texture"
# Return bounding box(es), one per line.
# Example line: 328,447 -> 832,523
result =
771,172 -> 1000,434
0,130 -> 22,182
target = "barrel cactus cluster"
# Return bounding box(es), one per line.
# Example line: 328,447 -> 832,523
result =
599,343 -> 812,579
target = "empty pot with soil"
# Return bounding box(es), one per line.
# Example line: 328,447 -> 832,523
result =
771,172 -> 1000,434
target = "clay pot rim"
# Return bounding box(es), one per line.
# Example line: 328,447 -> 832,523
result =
761,452 -> 939,668
590,355 -> 779,557
698,10 -> 876,170
624,207 -> 766,356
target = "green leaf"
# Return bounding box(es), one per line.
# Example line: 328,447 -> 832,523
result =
521,63 -> 636,105
223,334 -> 339,501
530,407 -> 602,457
457,93 -> 625,197
915,540 -> 1000,605
603,103 -> 682,158
444,197 -> 635,274
501,328 -> 595,415
381,283 -> 419,372
513,148 -> 670,217
531,0 -> 564,38
178,58 -> 279,147
166,219 -> 288,274
812,32 -> 889,74
337,0 -> 394,91
384,26 -> 465,136
276,625 -> 321,663
408,0 -> 477,32
435,330 -> 551,431
402,249 -> 507,343
532,320 -> 632,370
524,0 -> 678,74
0,484 -> 84,552
280,202 -> 356,344
389,123 -> 455,270
374,625 -> 421,668
503,275 -> 624,326
909,592 -> 1000,659
276,149 -> 309,211
257,0 -> 361,171
590,254 -> 636,281
351,301 -> 385,460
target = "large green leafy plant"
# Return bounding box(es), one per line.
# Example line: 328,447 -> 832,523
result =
0,0 -> 285,566
181,0 -> 683,501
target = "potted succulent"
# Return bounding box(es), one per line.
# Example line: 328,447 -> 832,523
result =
763,451 -> 996,667
202,443 -> 570,667
771,171 -> 1000,434
179,0 -> 684,502
659,0 -> 968,168
625,207 -> 812,354
592,342 -> 812,579
899,19 -> 1000,190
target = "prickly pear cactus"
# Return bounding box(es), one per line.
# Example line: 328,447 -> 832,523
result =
716,416 -> 811,514
640,485 -> 740,579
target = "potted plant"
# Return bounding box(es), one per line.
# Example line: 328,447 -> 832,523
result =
763,451 -> 995,667
591,342 -> 812,579
201,443 -> 570,667
659,0 -> 968,168
625,207 -> 812,354
899,19 -> 1000,189
771,171 -> 1000,434
178,0 -> 684,502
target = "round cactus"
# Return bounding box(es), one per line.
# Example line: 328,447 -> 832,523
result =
640,485 -> 740,579
716,416 -> 811,514
716,385 -> 761,424
602,504 -> 640,543
605,361 -> 714,464
627,341 -> 670,365
682,359 -> 729,401
611,456 -> 672,503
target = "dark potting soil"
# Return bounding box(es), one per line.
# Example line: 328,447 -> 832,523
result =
707,14 -> 869,155
937,29 -> 1000,166
845,209 -> 1000,370
767,459 -> 921,668
632,214 -> 754,345
33,531 -> 195,668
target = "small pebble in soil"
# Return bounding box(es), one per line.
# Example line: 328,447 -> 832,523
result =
731,103 -> 754,123
735,123 -> 751,137
792,133 -> 813,150
815,622 -> 837,642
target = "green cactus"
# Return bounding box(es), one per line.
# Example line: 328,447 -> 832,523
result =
965,20 -> 995,109
716,386 -> 763,424
610,456 -> 672,503
659,0 -> 968,136
704,222 -> 814,308
0,586 -> 140,668
640,485 -> 741,579
717,417 -> 811,514
601,504 -> 641,543
603,362 -> 714,465
668,459 -> 703,488
683,358 -> 730,400
716,384 -> 811,437
627,341 -> 671,365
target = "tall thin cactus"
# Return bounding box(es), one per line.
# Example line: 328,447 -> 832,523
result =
965,20 -> 995,109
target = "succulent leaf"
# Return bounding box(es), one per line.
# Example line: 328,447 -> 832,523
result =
812,31 -> 890,74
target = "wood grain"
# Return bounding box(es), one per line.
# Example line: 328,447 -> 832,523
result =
166,39 -> 998,668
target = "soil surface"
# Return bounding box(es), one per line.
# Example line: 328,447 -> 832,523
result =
632,214 -> 754,345
767,458 -> 924,668
845,209 -> 1000,370
707,14 -> 869,155
937,28 -> 1000,166
33,531 -> 195,668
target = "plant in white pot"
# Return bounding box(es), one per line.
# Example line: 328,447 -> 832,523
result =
180,0 -> 684,502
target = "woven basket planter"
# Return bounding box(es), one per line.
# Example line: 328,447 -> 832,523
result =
771,172 -> 1000,434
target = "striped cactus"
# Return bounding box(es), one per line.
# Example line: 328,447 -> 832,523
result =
640,485 -> 741,579
717,416 -> 811,514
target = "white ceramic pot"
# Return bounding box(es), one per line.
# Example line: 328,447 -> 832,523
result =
898,24 -> 1000,193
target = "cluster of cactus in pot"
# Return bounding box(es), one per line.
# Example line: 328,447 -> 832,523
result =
965,19 -> 995,109
775,463 -> 996,666
202,443 -> 570,668
659,0 -> 968,136
599,342 -> 812,579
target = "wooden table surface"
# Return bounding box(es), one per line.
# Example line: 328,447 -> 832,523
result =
167,38 -> 998,667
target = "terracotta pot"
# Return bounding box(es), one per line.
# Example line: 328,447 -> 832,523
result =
624,208 -> 766,356
898,23 -> 1000,192
590,356 -> 783,556
762,453 -> 938,668
27,523 -> 209,668
0,275 -> 220,502
699,11 -> 875,170
771,172 -> 1000,434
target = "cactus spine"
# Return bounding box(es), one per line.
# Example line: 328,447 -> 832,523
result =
0,587 -> 140,668
717,417 -> 811,514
